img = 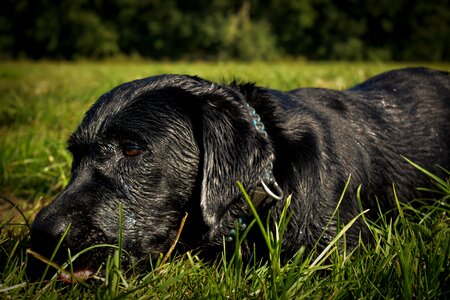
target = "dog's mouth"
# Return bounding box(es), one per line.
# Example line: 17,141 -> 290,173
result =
58,268 -> 95,283
27,254 -> 119,284
26,246 -> 113,282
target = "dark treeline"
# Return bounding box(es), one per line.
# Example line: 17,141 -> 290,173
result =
0,0 -> 448,61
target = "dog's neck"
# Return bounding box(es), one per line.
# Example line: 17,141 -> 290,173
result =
243,101 -> 283,204
222,101 -> 284,242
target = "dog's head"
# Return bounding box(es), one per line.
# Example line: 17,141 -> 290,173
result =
30,75 -> 274,276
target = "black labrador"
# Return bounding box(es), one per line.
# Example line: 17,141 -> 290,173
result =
30,67 -> 450,278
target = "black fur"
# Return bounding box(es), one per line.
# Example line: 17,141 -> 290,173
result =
30,67 -> 450,274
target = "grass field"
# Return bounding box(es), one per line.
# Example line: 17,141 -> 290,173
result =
0,61 -> 449,298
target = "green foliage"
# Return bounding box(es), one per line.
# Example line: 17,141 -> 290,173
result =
0,0 -> 448,61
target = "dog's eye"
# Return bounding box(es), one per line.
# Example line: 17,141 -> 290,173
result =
122,143 -> 144,157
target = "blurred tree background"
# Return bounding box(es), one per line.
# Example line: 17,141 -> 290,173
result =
0,0 -> 448,61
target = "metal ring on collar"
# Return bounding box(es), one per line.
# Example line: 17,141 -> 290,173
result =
260,179 -> 284,201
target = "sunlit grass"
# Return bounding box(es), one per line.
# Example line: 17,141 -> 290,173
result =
2,167 -> 448,298
0,61 -> 449,298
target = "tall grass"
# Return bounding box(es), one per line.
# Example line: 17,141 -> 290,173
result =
1,61 -> 449,298
1,165 -> 449,298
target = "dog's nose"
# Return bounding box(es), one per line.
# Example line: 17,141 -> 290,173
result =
30,207 -> 70,257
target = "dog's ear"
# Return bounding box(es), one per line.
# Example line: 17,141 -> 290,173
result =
195,86 -> 271,230
148,76 -> 272,231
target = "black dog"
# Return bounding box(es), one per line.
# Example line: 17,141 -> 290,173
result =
30,67 -> 449,277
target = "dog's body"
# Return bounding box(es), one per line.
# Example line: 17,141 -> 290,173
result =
31,67 -> 449,275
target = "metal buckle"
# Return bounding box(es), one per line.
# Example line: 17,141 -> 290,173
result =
260,178 -> 283,201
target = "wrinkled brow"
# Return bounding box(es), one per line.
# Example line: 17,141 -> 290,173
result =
67,121 -> 149,152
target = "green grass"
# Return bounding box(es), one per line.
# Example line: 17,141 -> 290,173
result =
0,60 -> 449,299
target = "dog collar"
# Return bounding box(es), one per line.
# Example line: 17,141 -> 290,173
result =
225,101 -> 284,243
244,102 -> 283,204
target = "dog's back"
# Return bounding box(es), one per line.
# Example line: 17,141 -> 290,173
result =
267,68 -> 449,248
348,67 -> 450,174
285,67 -> 450,182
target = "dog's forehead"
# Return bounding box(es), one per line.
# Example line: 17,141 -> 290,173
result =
70,76 -> 203,146
69,73 -> 243,149
86,74 -> 209,120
